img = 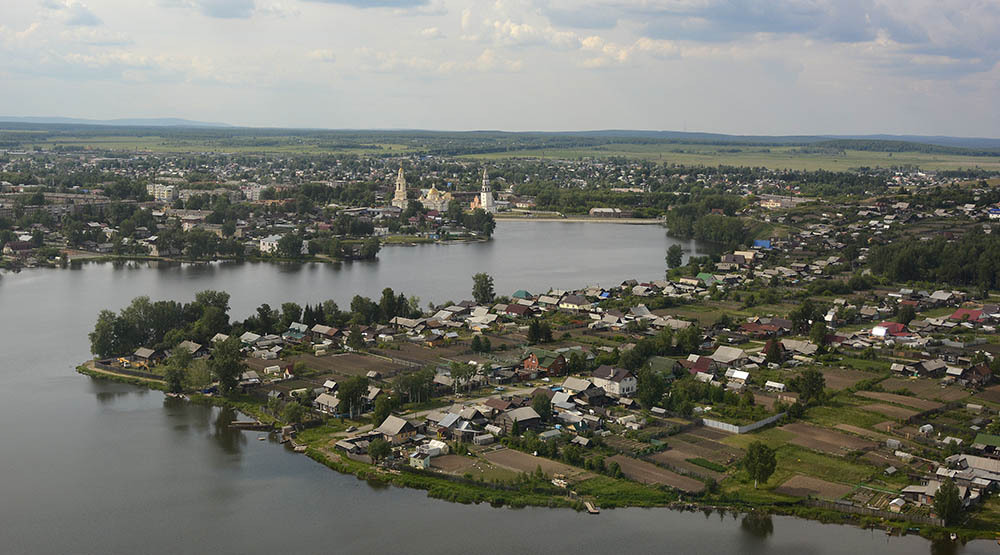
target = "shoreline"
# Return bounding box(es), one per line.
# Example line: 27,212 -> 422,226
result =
496,216 -> 664,225
76,362 -> 981,542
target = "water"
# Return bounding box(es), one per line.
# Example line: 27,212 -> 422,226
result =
0,222 -> 990,553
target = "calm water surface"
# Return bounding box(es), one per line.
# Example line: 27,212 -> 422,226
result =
0,222 -> 991,553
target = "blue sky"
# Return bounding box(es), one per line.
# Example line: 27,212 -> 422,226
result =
0,0 -> 997,136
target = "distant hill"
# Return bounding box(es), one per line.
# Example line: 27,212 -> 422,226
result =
0,116 -> 231,128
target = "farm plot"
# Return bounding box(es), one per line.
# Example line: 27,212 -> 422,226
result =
860,403 -> 919,420
685,426 -> 732,441
855,391 -> 942,411
779,422 -> 875,454
974,384 -> 1000,406
647,449 -> 726,481
483,448 -> 591,481
608,455 -> 705,493
431,454 -> 518,481
371,341 -> 469,366
669,434 -> 744,465
833,424 -> 893,442
819,367 -> 872,391
881,377 -> 970,402
288,353 -> 408,379
775,474 -> 854,500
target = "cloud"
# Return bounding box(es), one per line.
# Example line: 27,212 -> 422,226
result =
299,0 -> 428,8
42,0 -> 103,26
420,27 -> 443,39
306,49 -> 335,62
161,0 -> 257,19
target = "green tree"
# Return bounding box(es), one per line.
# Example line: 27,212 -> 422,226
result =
743,441 -> 777,488
897,304 -> 917,326
765,340 -> 782,364
809,321 -> 828,347
666,244 -> 683,269
472,272 -> 495,305
338,376 -> 369,419
450,361 -> 476,393
210,336 -> 244,395
282,402 -> 306,425
933,478 -> 962,525
794,368 -> 826,404
373,394 -> 396,426
163,347 -> 193,394
636,366 -> 665,409
368,437 -> 391,463
89,309 -> 119,357
276,233 -> 302,259
470,335 -> 483,352
346,324 -> 365,351
532,393 -> 552,422
359,237 -> 381,259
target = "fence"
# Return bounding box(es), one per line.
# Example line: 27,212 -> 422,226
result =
93,360 -> 162,381
701,413 -> 786,434
802,499 -> 944,527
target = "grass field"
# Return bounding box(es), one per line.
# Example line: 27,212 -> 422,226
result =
465,144 -> 1000,172
11,129 -> 1000,171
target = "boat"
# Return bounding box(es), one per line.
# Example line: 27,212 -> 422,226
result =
585,502 -> 600,514
949,533 -> 957,541
258,435 -> 266,441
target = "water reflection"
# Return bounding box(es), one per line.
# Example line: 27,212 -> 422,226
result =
211,407 -> 246,455
741,512 -> 774,539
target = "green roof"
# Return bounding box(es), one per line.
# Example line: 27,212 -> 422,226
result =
647,356 -> 676,373
512,289 -> 532,299
974,433 -> 1000,448
696,272 -> 716,285
525,347 -> 561,368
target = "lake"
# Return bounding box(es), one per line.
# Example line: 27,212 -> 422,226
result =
0,221 -> 990,553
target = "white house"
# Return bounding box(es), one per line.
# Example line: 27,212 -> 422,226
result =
259,234 -> 282,254
590,365 -> 637,397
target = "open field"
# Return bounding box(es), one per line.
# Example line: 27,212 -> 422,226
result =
669,433 -> 744,464
860,403 -> 919,420
608,455 -> 705,493
465,144 -> 1000,171
288,353 -> 408,379
818,367 -> 874,391
973,384 -> 1000,406
647,449 -> 726,481
430,454 -> 519,482
779,422 -> 876,454
775,474 -> 854,500
856,391 -> 943,411
880,377 -> 970,402
483,448 -> 591,481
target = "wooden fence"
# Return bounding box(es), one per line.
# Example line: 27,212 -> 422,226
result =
802,499 -> 944,527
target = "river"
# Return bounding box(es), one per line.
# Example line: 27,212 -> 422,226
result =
0,222 -> 991,553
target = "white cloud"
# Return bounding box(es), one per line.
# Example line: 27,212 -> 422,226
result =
42,0 -> 103,26
420,26 -> 443,39
307,49 -> 336,62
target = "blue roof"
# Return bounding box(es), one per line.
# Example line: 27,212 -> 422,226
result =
754,239 -> 772,249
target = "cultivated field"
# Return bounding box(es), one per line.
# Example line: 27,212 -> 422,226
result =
780,422 -> 876,454
860,403 -> 919,420
881,377 -> 970,402
818,367 -> 871,391
647,449 -> 726,481
856,391 -> 943,411
483,448 -> 591,481
288,353 -> 408,379
608,455 -> 705,493
775,475 -> 854,500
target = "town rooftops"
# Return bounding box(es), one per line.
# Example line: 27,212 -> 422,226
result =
376,415 -> 413,436
592,365 -> 633,383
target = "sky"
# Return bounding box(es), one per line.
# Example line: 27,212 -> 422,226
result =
0,0 -> 998,137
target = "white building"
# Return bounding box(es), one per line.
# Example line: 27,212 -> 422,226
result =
259,234 -> 282,254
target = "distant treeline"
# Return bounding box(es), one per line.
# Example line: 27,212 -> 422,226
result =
869,229 -> 1000,289
812,139 -> 1000,157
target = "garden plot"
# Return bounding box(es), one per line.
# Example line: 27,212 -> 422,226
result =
855,391 -> 942,411
819,367 -> 872,391
860,403 -> 919,420
881,377 -> 970,402
779,422 -> 875,454
608,455 -> 705,493
775,474 -> 854,500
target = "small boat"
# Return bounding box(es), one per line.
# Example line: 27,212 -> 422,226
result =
258,435 -> 266,441
585,502 -> 600,514
949,533 -> 957,541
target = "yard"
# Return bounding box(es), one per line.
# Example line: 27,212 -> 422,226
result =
774,474 -> 855,500
778,422 -> 876,455
482,448 -> 592,481
608,455 -> 705,493
860,403 -> 919,420
855,390 -> 942,411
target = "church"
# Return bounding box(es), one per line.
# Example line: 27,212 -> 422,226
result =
469,168 -> 496,214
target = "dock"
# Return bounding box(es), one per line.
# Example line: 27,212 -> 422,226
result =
229,420 -> 271,431
585,502 -> 600,514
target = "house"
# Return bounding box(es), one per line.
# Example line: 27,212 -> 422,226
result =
314,392 -> 340,414
497,406 -> 541,434
259,234 -> 282,254
710,346 -> 747,367
410,452 -> 432,469
174,340 -> 208,358
522,348 -> 567,377
966,364 -> 993,387
132,347 -> 164,365
590,365 -> 637,397
562,376 -> 596,395
310,324 -> 339,342
559,294 -> 592,312
376,415 -> 417,445
950,308 -> 983,322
